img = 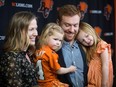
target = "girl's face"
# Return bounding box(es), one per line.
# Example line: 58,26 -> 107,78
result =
28,19 -> 38,45
47,31 -> 63,51
77,30 -> 94,46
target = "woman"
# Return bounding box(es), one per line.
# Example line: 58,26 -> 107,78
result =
0,11 -> 39,87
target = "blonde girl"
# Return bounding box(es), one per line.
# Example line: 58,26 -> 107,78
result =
77,22 -> 113,87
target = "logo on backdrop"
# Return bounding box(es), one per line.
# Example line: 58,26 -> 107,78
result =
11,2 -> 33,8
104,4 -> 112,21
78,1 -> 88,20
94,26 -> 113,37
0,36 -> 5,40
0,0 -> 5,7
37,0 -> 53,18
94,26 -> 102,37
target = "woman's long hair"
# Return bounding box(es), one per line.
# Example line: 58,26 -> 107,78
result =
3,11 -> 37,52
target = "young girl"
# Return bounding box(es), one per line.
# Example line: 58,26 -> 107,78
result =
34,23 -> 77,87
77,22 -> 113,87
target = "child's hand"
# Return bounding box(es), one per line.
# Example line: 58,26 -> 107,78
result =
69,65 -> 77,72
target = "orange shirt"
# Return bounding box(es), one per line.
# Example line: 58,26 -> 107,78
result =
34,45 -> 61,87
87,40 -> 113,87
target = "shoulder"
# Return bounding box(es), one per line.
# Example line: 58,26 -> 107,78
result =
0,51 -> 22,58
35,46 -> 58,60
0,51 -> 26,67
97,40 -> 111,53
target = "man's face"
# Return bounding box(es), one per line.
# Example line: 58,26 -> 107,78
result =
59,15 -> 80,42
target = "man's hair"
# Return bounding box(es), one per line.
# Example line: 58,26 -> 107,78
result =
58,4 -> 81,21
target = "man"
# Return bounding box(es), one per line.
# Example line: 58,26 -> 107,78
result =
57,4 -> 88,87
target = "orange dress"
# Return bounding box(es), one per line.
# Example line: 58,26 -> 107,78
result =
34,45 -> 68,87
87,40 -> 113,87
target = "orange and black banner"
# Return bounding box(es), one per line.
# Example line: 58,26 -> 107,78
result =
0,0 -> 115,86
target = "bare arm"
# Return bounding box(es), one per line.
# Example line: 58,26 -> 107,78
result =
56,65 -> 77,74
101,48 -> 109,87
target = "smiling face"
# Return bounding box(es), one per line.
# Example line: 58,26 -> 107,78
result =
47,31 -> 64,51
59,15 -> 80,42
77,30 -> 94,46
28,19 -> 38,45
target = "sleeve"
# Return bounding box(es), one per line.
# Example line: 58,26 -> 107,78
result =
47,52 -> 61,71
96,40 -> 111,54
5,55 -> 22,87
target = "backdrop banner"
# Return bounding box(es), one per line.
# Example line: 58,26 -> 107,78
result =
0,0 -> 115,71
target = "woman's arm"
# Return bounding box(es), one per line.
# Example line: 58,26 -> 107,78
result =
6,56 -> 22,87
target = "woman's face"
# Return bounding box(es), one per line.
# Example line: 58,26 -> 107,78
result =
77,30 -> 94,46
28,19 -> 38,45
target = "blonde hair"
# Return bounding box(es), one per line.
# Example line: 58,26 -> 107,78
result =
79,22 -> 101,62
3,11 -> 37,52
38,23 -> 64,50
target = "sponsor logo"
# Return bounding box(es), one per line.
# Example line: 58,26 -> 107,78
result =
0,36 -> 5,40
78,1 -> 88,20
89,10 -> 102,14
94,26 -> 102,36
12,2 -> 33,8
37,0 -> 53,18
104,4 -> 112,20
94,26 -> 113,37
104,32 -> 113,36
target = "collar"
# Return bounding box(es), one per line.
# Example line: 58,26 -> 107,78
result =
63,40 -> 79,49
